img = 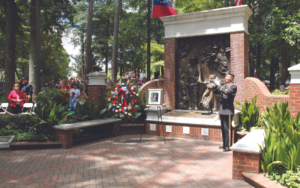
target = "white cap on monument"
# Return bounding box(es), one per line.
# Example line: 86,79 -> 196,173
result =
86,72 -> 106,85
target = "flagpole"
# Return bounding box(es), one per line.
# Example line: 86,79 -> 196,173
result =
147,0 -> 151,81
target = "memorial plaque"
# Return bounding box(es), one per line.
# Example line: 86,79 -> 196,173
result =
166,125 -> 172,133
201,128 -> 209,136
150,124 -> 156,131
183,126 -> 190,134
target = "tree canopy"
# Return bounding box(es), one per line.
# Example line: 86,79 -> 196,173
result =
1,0 -> 299,90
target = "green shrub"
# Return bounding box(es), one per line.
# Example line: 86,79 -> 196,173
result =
235,96 -> 260,131
0,114 -> 57,142
272,89 -> 290,95
35,89 -> 69,107
33,101 -> 73,136
68,101 -> 99,123
266,167 -> 300,188
259,102 -> 300,174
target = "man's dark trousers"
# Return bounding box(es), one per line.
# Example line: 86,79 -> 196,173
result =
220,115 -> 233,148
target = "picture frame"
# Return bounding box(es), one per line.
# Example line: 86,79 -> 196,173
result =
146,88 -> 163,106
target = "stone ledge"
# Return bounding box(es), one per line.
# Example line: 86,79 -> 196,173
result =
231,129 -> 264,154
120,123 -> 144,127
53,118 -> 121,130
242,172 -> 287,188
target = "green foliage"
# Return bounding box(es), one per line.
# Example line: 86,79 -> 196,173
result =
35,88 -> 69,107
259,102 -> 300,174
33,101 -> 73,137
69,101 -> 100,122
266,167 -> 300,188
175,0 -> 225,14
235,96 -> 260,131
272,89 -> 290,95
0,114 -> 56,142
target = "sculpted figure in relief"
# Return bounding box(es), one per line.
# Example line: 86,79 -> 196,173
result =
185,55 -> 202,110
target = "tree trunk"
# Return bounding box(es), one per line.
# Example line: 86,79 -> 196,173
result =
119,45 -> 123,77
29,0 -> 36,99
81,32 -> 84,78
256,44 -> 261,77
249,46 -> 254,77
147,0 -> 151,81
111,0 -> 121,81
171,0 -> 175,8
35,0 -> 41,98
105,43 -> 108,75
296,39 -> 298,66
4,0 -> 17,101
270,56 -> 275,91
281,45 -> 288,84
84,0 -> 94,79
28,0 -> 41,102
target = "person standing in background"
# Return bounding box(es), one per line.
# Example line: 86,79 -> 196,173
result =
8,83 -> 25,114
128,68 -> 133,79
21,77 -> 33,103
140,70 -> 146,80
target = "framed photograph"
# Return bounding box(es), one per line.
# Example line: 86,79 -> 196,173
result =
147,88 -> 163,106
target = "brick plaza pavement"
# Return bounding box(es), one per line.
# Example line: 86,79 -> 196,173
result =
0,135 -> 253,188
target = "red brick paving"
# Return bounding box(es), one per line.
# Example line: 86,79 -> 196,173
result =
0,135 -> 252,188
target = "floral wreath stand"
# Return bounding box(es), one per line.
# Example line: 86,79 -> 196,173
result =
108,83 -> 145,141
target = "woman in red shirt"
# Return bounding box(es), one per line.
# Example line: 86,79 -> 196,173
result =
8,83 -> 25,114
131,71 -> 136,80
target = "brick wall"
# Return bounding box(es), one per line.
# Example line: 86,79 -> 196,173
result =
145,123 -> 237,142
87,85 -> 106,110
55,130 -> 73,149
244,77 -> 289,113
115,124 -> 145,136
289,84 -> 300,118
163,38 -> 177,110
230,32 -> 249,104
233,151 -> 261,180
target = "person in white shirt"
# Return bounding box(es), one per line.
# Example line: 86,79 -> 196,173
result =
128,68 -> 133,79
140,70 -> 145,80
69,84 -> 80,101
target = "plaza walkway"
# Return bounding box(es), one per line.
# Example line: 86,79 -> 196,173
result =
0,135 -> 252,188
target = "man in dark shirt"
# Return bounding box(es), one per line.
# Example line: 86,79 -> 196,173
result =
21,77 -> 33,103
213,72 -> 237,152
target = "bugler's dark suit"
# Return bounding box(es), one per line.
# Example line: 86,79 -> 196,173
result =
214,82 -> 237,149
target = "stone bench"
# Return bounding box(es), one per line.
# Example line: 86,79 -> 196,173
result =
230,129 -> 265,180
53,118 -> 121,148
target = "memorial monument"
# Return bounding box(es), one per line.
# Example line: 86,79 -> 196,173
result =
145,5 -> 253,141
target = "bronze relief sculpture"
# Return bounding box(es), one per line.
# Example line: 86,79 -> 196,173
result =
177,35 -> 230,110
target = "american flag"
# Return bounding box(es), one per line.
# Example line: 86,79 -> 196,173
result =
235,0 -> 242,6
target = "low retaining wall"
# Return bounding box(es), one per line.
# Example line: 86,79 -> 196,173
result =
145,123 -> 237,142
244,78 -> 289,113
231,129 -> 264,180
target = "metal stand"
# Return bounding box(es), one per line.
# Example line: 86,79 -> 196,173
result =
111,115 -> 117,142
157,106 -> 165,144
139,107 -> 150,143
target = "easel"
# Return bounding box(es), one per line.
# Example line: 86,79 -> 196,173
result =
140,80 -> 165,144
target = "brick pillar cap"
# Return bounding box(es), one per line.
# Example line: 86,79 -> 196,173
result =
288,64 -> 300,84
86,72 -> 107,85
